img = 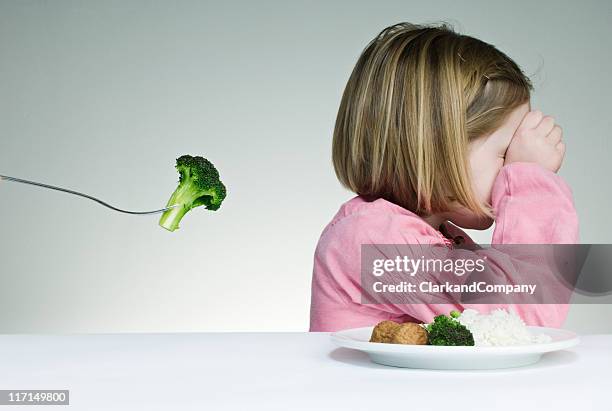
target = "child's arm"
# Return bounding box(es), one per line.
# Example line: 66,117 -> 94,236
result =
491,162 -> 578,244
405,163 -> 576,326
480,161 -> 577,326
316,162 -> 578,328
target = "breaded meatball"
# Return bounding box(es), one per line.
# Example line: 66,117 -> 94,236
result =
390,322 -> 428,345
370,320 -> 400,343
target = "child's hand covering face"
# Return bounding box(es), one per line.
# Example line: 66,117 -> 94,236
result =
504,110 -> 565,172
447,103 -> 565,230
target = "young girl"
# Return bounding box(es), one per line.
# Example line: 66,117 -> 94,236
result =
309,22 -> 578,332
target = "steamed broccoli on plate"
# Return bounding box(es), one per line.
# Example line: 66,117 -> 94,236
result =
159,155 -> 226,232
426,310 -> 475,346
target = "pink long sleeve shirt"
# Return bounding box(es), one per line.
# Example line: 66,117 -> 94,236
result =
309,162 -> 579,331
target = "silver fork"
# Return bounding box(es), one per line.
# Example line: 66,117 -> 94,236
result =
0,174 -> 177,215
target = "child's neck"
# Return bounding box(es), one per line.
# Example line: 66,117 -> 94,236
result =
421,213 -> 447,231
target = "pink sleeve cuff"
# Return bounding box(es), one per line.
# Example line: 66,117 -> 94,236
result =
491,162 -> 579,244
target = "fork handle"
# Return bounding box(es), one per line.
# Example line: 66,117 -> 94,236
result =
0,174 -> 173,215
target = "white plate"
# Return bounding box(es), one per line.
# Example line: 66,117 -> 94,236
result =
331,326 -> 579,370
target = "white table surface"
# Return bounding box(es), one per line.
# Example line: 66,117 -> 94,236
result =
0,332 -> 610,410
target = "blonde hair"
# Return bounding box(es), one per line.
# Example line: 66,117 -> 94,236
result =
332,22 -> 532,217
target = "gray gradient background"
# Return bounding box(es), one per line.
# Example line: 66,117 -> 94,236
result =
1,0 -> 610,333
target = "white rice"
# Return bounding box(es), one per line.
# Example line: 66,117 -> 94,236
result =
456,308 -> 552,346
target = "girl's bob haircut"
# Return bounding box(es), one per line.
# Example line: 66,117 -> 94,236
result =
332,22 -> 533,217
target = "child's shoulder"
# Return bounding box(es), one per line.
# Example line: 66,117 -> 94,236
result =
328,195 -> 415,224
319,195 -> 441,246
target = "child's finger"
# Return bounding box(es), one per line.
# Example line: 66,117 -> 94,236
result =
547,125 -> 563,145
556,141 -> 566,153
518,109 -> 543,131
536,115 -> 556,137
